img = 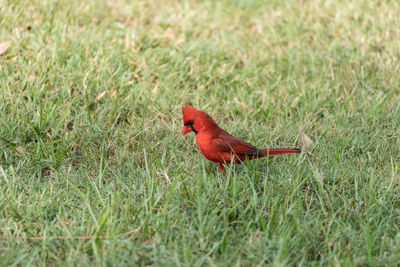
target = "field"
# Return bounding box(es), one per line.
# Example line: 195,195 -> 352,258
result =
1,0 -> 400,265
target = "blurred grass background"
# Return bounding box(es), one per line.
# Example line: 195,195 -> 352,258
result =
1,0 -> 400,265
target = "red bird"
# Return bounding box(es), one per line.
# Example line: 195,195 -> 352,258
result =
182,104 -> 301,171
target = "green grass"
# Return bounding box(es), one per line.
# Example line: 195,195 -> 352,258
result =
1,0 -> 400,265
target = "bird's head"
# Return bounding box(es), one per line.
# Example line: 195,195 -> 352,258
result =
182,103 -> 200,135
182,103 -> 216,135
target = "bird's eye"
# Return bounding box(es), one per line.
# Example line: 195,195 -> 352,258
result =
185,120 -> 194,126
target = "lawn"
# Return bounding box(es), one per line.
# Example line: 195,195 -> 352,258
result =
1,0 -> 400,265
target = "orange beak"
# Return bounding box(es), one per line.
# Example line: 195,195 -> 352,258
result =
182,126 -> 192,135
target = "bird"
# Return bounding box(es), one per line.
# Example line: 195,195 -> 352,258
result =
181,104 -> 301,171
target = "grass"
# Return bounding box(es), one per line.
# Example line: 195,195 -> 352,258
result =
1,0 -> 400,265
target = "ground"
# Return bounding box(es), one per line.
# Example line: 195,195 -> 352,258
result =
1,0 -> 400,265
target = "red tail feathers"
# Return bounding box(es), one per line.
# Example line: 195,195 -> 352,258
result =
261,148 -> 301,156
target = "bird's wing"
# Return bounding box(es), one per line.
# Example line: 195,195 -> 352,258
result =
212,130 -> 260,157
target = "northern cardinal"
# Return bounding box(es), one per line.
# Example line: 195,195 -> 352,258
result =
182,104 -> 301,171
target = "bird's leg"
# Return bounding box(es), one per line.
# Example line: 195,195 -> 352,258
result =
219,162 -> 224,172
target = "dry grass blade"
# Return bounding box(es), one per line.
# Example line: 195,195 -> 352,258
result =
16,146 -> 24,154
299,130 -> 313,148
95,90 -> 108,101
0,41 -> 11,55
152,82 -> 159,95
111,89 -> 117,99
